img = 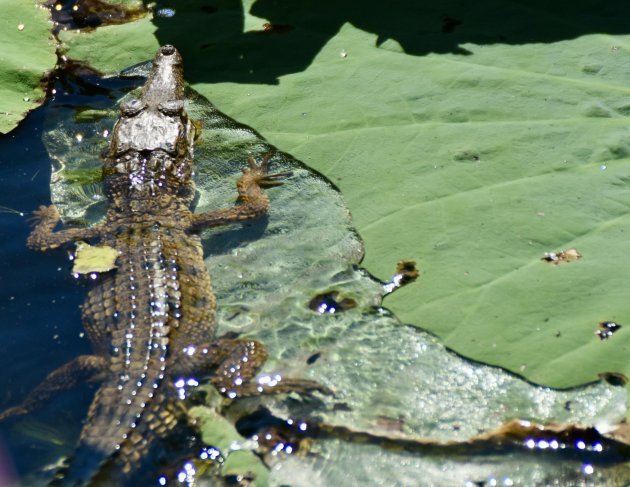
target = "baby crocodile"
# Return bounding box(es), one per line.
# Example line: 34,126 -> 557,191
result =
2,45 -> 323,485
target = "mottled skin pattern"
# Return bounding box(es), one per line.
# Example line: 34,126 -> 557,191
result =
1,45 -> 322,485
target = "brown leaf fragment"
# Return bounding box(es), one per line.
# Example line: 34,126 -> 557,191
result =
541,248 -> 582,265
256,23 -> 294,34
383,260 -> 419,294
607,421 -> 630,444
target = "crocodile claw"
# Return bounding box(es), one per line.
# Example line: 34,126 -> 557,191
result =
230,378 -> 334,398
27,205 -> 60,227
0,405 -> 28,422
245,154 -> 292,187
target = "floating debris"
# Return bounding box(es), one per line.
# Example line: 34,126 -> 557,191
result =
541,248 -> 582,265
309,291 -> 357,314
595,321 -> 622,341
71,241 -> 118,275
383,260 -> 419,294
598,372 -> 627,386
257,22 -> 294,34
306,352 -> 321,365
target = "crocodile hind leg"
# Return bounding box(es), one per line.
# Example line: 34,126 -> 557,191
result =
27,205 -> 104,251
175,338 -> 330,399
0,355 -> 107,421
190,154 -> 289,231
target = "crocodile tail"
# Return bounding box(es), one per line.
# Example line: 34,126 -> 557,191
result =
50,386 -> 182,486
52,228 -> 184,485
49,385 -> 132,486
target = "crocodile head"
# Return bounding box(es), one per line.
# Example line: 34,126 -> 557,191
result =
104,45 -> 197,204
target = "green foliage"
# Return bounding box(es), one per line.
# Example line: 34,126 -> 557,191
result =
54,0 -> 630,403
13,0 -> 630,419
29,2 -> 630,482
190,406 -> 269,486
0,1 -> 55,134
204,8 -> 630,396
60,15 -> 158,72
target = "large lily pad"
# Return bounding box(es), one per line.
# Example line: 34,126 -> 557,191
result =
59,13 -> 157,71
55,2 -> 630,396
25,0 -> 630,480
0,0 -> 55,134
34,63 -> 630,485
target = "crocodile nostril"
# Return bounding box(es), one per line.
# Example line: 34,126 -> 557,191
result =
161,45 -> 175,55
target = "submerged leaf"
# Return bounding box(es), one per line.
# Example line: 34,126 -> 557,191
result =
189,406 -> 269,487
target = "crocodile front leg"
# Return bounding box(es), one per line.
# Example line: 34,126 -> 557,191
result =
0,355 -> 107,421
190,154 -> 288,231
27,205 -> 104,251
0,208 -> 109,420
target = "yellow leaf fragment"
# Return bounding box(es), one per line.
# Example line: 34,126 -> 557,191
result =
72,241 -> 118,274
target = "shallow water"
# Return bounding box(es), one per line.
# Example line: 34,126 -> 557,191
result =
1,63 -> 630,486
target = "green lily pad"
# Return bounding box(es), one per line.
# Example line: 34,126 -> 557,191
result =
189,406 -> 269,487
58,1 -> 630,396
59,13 -> 158,71
179,8 -> 630,398
38,1 -> 630,481
39,63 -> 629,485
0,0 -> 56,134
58,0 -> 255,73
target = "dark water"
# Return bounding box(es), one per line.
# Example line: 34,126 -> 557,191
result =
0,101 -> 83,481
0,72 -> 142,484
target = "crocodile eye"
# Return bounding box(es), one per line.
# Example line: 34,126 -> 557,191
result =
120,98 -> 145,117
158,100 -> 184,116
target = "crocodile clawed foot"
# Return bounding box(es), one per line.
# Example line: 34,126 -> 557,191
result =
27,205 -> 60,227
277,378 -> 334,397
0,405 -> 29,422
231,378 -> 334,398
248,152 -> 274,172
244,154 -> 292,188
